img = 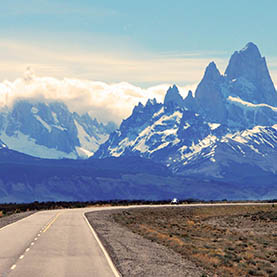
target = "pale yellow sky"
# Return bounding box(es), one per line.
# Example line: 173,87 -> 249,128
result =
0,40 -> 276,124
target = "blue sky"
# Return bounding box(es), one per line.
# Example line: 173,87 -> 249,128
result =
0,0 -> 276,87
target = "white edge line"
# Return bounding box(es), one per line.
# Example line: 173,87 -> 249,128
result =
83,213 -> 121,277
0,212 -> 38,232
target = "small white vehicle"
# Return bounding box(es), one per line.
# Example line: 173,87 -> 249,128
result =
170,198 -> 179,204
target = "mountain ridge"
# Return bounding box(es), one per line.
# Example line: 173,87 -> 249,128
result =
1,147 -> 276,202
1,42 -> 277,202
0,100 -> 117,159
95,42 -> 277,187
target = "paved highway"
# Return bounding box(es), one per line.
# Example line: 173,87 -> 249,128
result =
0,203 -> 275,276
0,208 -> 119,277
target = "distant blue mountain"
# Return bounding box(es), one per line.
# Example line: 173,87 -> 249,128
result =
0,147 -> 276,203
1,42 -> 277,202
0,100 -> 116,159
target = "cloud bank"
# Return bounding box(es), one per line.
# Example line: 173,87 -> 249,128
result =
0,69 -> 194,124
0,40 -> 275,124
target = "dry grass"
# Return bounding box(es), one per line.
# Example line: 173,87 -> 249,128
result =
114,205 -> 277,277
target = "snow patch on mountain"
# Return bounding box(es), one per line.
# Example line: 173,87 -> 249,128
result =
228,96 -> 277,111
0,131 -> 76,159
74,119 -> 108,157
208,123 -> 221,130
0,100 -> 116,159
95,42 -> 277,184
34,114 -> 52,132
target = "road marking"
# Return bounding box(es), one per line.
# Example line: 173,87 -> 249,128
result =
26,248 -> 30,252
31,242 -> 34,246
19,255 -> 24,259
38,234 -> 40,237
43,213 -> 61,233
83,213 -> 121,277
34,237 -> 38,241
10,264 -> 16,270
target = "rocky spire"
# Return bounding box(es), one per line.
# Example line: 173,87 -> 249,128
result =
164,85 -> 184,110
194,62 -> 223,100
194,62 -> 226,122
225,42 -> 263,81
202,62 -> 222,82
225,42 -> 277,106
184,90 -> 196,111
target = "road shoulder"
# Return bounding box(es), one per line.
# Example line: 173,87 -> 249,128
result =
86,209 -> 204,277
0,211 -> 36,230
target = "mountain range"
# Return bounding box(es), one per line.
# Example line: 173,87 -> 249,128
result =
95,42 -> 277,187
0,101 -> 116,159
0,42 -> 276,202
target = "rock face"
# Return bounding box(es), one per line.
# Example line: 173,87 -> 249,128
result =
164,85 -> 184,111
193,42 -> 277,128
0,100 -> 116,159
95,43 -> 277,186
194,62 -> 227,122
224,42 -> 277,106
171,125 -> 277,180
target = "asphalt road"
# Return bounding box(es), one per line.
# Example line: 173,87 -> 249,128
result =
0,203 -> 275,276
0,208 -> 119,277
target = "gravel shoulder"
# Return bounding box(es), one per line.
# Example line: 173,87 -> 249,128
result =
0,211 -> 36,229
86,209 -> 204,277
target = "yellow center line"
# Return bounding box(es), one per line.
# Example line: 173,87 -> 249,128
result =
43,212 -> 62,233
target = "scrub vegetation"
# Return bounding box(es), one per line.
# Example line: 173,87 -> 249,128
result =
113,205 -> 277,277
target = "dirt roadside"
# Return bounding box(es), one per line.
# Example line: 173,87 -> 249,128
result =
0,211 -> 36,229
86,209 -> 205,277
101,205 -> 276,277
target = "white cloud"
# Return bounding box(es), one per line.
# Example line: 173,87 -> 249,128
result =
0,71 -> 194,124
0,40 -> 275,125
0,40 -> 207,124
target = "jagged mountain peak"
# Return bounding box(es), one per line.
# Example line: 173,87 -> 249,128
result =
164,84 -> 184,109
184,90 -> 194,102
187,90 -> 193,98
93,43 -> 277,194
184,90 -> 196,111
146,98 -> 157,107
225,42 -> 277,105
194,61 -> 226,122
203,62 -> 222,81
0,99 -> 115,159
240,42 -> 262,59
132,102 -> 145,114
131,99 -> 159,118
225,42 -> 263,81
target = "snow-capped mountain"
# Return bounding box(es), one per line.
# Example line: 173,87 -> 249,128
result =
0,100 -> 116,159
95,92 -> 226,162
172,125 -> 277,179
188,42 -> 277,129
95,42 -> 277,184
